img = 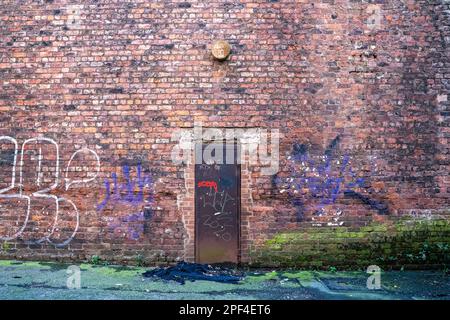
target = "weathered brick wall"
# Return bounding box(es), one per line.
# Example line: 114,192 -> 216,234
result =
0,0 -> 448,268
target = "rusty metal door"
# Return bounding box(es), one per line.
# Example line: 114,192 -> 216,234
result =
195,143 -> 240,264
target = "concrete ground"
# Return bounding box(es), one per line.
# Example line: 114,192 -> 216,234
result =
0,260 -> 448,300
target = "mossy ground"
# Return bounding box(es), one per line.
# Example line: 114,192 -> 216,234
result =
0,260 -> 448,300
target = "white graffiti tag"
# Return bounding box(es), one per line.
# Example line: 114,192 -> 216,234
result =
0,136 -> 100,247
0,136 -> 30,241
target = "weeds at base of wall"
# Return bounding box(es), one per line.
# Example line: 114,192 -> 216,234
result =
134,254 -> 145,267
250,218 -> 450,270
89,255 -> 106,266
1,242 -> 11,252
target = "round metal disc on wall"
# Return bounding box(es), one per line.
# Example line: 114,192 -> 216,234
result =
211,40 -> 231,61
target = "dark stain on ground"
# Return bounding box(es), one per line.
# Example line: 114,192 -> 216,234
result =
143,262 -> 242,284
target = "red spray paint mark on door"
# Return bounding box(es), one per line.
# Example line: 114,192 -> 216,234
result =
197,181 -> 218,192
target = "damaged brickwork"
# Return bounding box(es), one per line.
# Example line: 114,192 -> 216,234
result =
0,0 -> 449,268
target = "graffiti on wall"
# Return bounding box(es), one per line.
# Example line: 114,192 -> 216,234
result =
198,181 -> 235,242
105,209 -> 153,241
96,163 -> 154,212
96,163 -> 155,240
0,136 -> 100,246
274,136 -> 388,225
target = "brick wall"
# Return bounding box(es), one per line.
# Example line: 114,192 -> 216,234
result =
0,0 -> 448,268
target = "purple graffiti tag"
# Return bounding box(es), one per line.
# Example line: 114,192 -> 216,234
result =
107,210 -> 152,241
97,163 -> 154,212
274,137 -> 389,221
96,179 -> 111,212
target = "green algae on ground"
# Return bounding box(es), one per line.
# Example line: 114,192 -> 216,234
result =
243,270 -> 314,285
79,263 -> 146,278
0,260 -> 50,268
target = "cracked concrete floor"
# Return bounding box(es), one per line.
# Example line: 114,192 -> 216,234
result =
0,260 -> 448,300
